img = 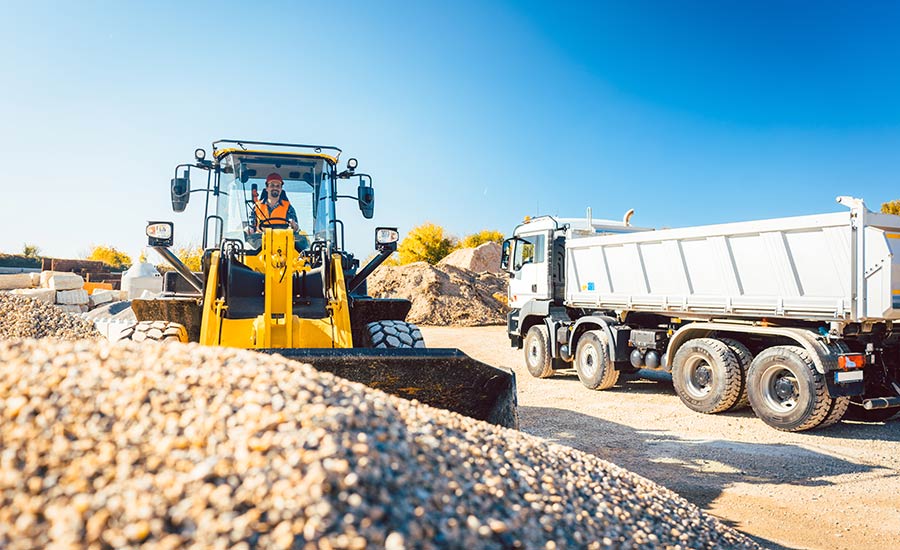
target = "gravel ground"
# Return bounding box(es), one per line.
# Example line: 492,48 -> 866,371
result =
0,338 -> 762,549
0,293 -> 99,340
422,325 -> 900,550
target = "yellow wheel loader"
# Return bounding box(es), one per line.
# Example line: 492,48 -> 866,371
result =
129,140 -> 516,428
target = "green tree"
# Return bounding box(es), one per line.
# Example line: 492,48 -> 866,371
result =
398,223 -> 458,265
21,243 -> 41,259
461,230 -> 505,249
881,200 -> 900,215
87,245 -> 132,271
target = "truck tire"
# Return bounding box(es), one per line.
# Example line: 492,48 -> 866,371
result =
120,320 -> 188,343
746,346 -> 842,432
718,337 -> 752,410
574,330 -> 619,390
523,325 -> 554,378
361,320 -> 425,348
672,338 -> 743,414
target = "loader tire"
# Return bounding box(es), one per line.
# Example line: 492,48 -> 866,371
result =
718,337 -> 753,410
523,325 -> 555,379
672,338 -> 743,414
120,320 -> 188,343
574,330 -> 619,390
362,320 -> 425,349
747,346 -> 841,432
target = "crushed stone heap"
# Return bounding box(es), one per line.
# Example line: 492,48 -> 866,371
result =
0,293 -> 99,340
0,339 -> 761,549
367,262 -> 508,327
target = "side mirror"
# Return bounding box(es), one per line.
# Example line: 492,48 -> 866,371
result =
171,173 -> 190,212
500,238 -> 514,272
358,184 -> 375,219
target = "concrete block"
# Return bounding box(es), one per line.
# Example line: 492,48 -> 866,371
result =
39,270 -> 56,288
56,304 -> 89,314
0,273 -> 35,290
47,273 -> 84,291
89,289 -> 116,308
56,289 -> 89,305
10,288 -> 56,303
29,272 -> 41,287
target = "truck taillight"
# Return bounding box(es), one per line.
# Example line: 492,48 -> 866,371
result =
837,353 -> 865,370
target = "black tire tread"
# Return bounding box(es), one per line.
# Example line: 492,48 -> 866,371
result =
718,337 -> 752,410
575,330 -> 620,391
748,346 -> 834,432
523,325 -> 555,379
672,338 -> 743,414
362,320 -> 425,349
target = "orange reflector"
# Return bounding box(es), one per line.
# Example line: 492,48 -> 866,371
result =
838,354 -> 864,370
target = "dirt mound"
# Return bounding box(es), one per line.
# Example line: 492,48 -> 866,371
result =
0,338 -> 762,549
438,242 -> 502,273
368,262 -> 508,326
0,293 -> 99,340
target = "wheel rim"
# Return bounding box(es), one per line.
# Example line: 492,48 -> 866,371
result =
758,363 -> 800,413
579,343 -> 598,378
527,339 -> 540,367
680,353 -> 715,399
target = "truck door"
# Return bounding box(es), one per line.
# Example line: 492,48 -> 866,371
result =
508,232 -> 550,308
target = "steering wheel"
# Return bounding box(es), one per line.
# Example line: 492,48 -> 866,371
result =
258,217 -> 293,229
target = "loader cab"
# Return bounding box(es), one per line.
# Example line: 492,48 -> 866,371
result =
212,150 -> 337,252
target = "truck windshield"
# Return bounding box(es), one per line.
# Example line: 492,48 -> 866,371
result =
214,155 -> 336,249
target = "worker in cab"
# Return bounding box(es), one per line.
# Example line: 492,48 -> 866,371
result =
252,172 -> 299,232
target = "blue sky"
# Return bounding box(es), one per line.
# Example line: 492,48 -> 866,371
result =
1,1 -> 899,260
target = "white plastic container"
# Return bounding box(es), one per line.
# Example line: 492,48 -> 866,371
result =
121,261 -> 162,299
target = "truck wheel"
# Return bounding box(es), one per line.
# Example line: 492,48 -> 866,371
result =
718,337 -> 752,410
523,325 -> 555,378
672,338 -> 743,414
574,330 -> 619,390
120,320 -> 188,343
361,320 -> 425,348
746,346 -> 839,432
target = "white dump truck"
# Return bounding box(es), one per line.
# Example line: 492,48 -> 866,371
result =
502,197 -> 900,431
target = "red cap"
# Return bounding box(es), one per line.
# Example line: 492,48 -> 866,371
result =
266,172 -> 283,185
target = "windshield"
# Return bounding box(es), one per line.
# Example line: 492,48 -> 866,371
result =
214,154 -> 336,249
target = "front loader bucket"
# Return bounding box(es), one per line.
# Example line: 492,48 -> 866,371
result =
259,348 -> 518,429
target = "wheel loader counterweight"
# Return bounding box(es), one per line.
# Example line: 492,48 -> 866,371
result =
130,139 -> 517,428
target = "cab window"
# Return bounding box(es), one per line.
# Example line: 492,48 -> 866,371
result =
514,234 -> 545,269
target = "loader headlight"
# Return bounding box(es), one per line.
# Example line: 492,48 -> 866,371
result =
194,148 -> 206,161
146,221 -> 174,247
375,227 -> 399,245
347,158 -> 358,172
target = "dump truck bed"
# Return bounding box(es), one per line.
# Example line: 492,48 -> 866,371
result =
565,205 -> 900,322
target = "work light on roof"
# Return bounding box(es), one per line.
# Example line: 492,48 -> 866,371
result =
347,158 -> 358,172
194,148 -> 206,161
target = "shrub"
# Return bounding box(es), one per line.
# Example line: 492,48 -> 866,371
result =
461,230 -> 505,249
881,200 -> 900,215
87,245 -> 132,271
398,223 -> 458,265
174,244 -> 204,272
21,243 -> 41,259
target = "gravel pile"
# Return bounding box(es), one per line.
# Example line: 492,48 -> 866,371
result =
368,262 -> 509,326
0,339 -> 762,549
0,293 -> 99,340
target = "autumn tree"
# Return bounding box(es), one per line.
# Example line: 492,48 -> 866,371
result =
397,223 -> 458,265
174,244 -> 204,272
881,200 -> 900,215
461,230 -> 505,249
87,245 -> 132,271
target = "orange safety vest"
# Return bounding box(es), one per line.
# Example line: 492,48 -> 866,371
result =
254,199 -> 292,229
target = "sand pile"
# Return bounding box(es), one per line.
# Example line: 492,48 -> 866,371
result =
438,242 -> 503,273
368,263 -> 508,326
0,339 -> 761,549
0,293 -> 99,340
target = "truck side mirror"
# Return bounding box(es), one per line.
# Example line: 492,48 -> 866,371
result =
171,173 -> 190,212
501,238 -> 514,272
358,184 -> 375,219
